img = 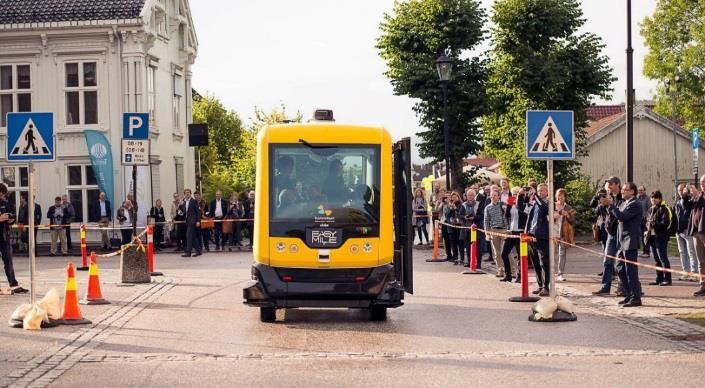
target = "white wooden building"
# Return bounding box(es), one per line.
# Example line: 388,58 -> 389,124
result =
580,106 -> 705,197
0,0 -> 198,242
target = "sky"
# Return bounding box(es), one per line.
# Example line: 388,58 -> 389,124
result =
189,0 -> 659,162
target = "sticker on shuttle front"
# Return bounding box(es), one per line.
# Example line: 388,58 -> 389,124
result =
306,228 -> 342,248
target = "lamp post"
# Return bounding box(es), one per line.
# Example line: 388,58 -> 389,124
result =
436,54 -> 453,191
666,76 -> 681,200
626,0 -> 635,182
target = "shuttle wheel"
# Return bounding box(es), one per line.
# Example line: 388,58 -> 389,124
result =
260,307 -> 276,323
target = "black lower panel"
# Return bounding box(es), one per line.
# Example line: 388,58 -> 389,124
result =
243,263 -> 404,309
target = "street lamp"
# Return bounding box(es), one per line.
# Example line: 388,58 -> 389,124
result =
436,54 -> 452,191
666,75 -> 682,199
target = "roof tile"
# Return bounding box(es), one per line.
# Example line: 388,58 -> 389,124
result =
0,0 -> 146,24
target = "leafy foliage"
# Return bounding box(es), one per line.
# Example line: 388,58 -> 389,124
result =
564,173 -> 601,234
641,0 -> 705,130
377,0 -> 487,190
193,97 -> 302,200
483,0 -> 614,188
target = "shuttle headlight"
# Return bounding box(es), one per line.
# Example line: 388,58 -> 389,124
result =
350,244 -> 359,254
363,242 -> 373,253
275,242 -> 285,253
289,244 -> 299,253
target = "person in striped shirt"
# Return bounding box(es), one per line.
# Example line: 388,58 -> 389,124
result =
484,190 -> 507,278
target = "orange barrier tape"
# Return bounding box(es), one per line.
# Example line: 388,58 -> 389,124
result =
441,221 -> 703,281
94,228 -> 149,259
438,221 -> 522,240
555,237 -> 705,281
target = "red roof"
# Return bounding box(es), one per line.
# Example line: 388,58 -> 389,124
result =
585,113 -> 624,137
463,157 -> 497,168
586,105 -> 624,121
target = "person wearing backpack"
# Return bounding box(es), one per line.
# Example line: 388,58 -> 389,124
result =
645,190 -> 672,286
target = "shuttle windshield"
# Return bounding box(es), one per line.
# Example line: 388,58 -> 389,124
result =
270,144 -> 380,224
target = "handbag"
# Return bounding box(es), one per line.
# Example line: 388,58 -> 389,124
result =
222,217 -> 234,234
200,218 -> 215,229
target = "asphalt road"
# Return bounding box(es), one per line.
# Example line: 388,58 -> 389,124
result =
1,249 -> 705,387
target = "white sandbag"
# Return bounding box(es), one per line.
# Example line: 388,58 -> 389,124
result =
38,288 -> 61,320
10,303 -> 32,322
532,298 -> 558,319
23,304 -> 48,331
555,296 -> 576,314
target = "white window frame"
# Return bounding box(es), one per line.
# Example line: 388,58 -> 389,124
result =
65,164 -> 100,224
63,61 -> 99,127
0,64 -> 32,129
148,63 -> 157,127
173,67 -> 184,133
0,165 -> 29,216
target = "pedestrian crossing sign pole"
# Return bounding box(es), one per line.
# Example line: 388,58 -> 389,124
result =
525,110 -> 577,323
6,112 -> 56,306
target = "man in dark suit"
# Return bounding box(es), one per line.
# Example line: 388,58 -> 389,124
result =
210,190 -> 229,251
526,183 -> 550,296
89,192 -> 112,251
601,182 -> 643,307
181,188 -> 202,257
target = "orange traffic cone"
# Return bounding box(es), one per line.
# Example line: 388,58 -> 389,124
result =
80,252 -> 110,305
61,262 -> 92,325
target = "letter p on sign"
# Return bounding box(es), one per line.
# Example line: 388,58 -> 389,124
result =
122,113 -> 149,140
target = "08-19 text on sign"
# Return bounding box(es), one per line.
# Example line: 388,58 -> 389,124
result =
121,139 -> 150,166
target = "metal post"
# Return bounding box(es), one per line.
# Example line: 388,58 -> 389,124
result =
28,162 -> 36,305
672,86 -> 678,200
442,83 -> 450,191
626,0 -> 634,182
197,147 -> 203,194
132,165 -> 137,237
548,160 -> 556,299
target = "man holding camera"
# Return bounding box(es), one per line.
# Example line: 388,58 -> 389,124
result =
0,183 -> 26,294
599,182 -> 643,307
593,176 -> 623,296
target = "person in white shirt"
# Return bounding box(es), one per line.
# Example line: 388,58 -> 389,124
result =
210,191 -> 229,251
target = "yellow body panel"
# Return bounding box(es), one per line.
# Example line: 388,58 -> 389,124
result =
254,123 -> 393,269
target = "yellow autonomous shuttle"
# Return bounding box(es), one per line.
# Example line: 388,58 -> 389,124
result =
243,110 -> 413,322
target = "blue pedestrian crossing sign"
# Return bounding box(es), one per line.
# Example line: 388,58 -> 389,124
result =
6,112 -> 55,162
526,110 -> 575,160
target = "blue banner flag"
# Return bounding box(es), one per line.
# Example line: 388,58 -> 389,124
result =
84,130 -> 115,208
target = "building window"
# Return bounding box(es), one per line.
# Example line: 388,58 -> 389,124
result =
1,166 -> 28,216
0,64 -> 32,128
66,165 -> 100,223
65,62 -> 98,126
148,65 -> 157,125
175,159 -> 184,194
173,71 -> 184,132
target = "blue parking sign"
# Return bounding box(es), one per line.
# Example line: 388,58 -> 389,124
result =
123,113 -> 149,139
6,112 -> 55,162
526,111 -> 575,160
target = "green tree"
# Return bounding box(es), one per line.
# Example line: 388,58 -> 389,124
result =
192,94 -> 247,198
642,0 -> 705,129
483,0 -> 614,187
377,0 -> 487,191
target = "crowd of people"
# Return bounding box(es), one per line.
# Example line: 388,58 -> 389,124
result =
8,188 -> 258,258
415,175 -> 705,306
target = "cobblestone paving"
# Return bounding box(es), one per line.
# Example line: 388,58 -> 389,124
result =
480,258 -> 705,353
0,278 -> 176,388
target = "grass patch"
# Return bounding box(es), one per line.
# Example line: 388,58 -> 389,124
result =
676,312 -> 705,328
